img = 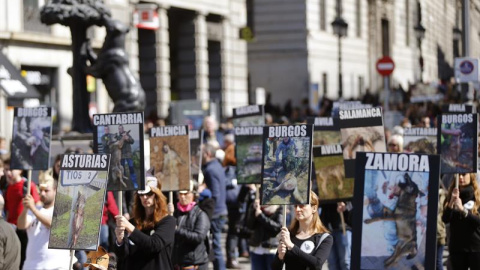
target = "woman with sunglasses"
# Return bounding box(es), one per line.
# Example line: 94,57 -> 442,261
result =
272,191 -> 332,270
114,176 -> 176,270
442,173 -> 480,270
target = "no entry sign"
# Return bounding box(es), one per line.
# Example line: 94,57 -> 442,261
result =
376,56 -> 395,77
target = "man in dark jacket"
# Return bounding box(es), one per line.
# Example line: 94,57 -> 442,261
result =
201,143 -> 227,270
173,185 -> 211,270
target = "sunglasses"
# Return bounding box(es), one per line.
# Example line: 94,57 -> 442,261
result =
139,191 -> 154,197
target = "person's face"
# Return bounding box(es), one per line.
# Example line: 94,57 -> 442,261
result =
40,185 -> 56,206
118,126 -> 124,133
459,173 -> 471,187
4,165 -> 21,184
162,144 -> 169,153
421,118 -> 430,127
178,192 -> 194,206
294,203 -> 316,222
283,137 -> 289,143
104,126 -> 110,134
388,140 -> 400,153
204,118 -> 215,133
139,191 -> 155,209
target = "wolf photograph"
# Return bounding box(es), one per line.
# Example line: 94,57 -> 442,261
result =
341,126 -> 385,160
313,153 -> 353,202
438,115 -> 477,174
236,135 -> 263,184
11,108 -> 52,170
262,136 -> 311,205
150,135 -> 190,191
49,171 -> 107,250
94,123 -> 144,191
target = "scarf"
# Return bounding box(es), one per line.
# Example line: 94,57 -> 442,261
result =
177,201 -> 196,213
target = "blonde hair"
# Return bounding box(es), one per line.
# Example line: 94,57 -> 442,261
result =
289,191 -> 329,235
444,173 -> 480,215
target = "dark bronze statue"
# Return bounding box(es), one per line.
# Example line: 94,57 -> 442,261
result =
41,0 -> 145,133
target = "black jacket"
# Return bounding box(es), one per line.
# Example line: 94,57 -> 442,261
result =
115,215 -> 176,270
246,204 -> 283,248
173,205 -> 211,266
442,206 -> 480,252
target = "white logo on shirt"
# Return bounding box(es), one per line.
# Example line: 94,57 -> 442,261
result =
300,240 -> 315,254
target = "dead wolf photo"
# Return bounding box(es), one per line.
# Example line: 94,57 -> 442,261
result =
352,152 -> 440,270
261,135 -> 312,205
11,107 -> 52,170
50,171 -> 108,250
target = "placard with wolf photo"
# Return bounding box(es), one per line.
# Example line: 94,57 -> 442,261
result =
232,104 -> 265,127
92,112 -> 145,191
313,145 -> 353,203
339,107 -> 386,178
150,126 -> 190,191
261,124 -> 313,205
403,128 -> 437,155
351,152 -> 439,270
10,107 -> 52,170
189,129 -> 203,182
441,103 -> 475,113
49,154 -> 110,251
235,126 -> 263,184
307,117 -> 341,146
331,101 -> 372,118
437,113 -> 478,174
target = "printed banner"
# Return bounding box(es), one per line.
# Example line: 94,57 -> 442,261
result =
92,112 -> 145,191
235,126 -> 263,184
332,101 -> 372,117
441,103 -> 475,113
403,128 -> 437,155
10,107 -> 52,170
232,105 -> 265,127
437,113 -> 478,174
339,107 -> 386,178
261,124 -> 313,205
313,145 -> 353,203
49,154 -> 110,251
351,152 -> 439,270
150,125 -> 190,191
189,129 -> 203,182
307,117 -> 341,146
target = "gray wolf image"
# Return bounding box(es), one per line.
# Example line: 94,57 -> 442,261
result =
155,142 -> 186,190
364,173 -> 423,268
404,138 -> 436,155
342,127 -> 383,159
69,191 -> 86,248
316,164 -> 344,196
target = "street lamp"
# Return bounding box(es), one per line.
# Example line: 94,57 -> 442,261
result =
331,16 -> 348,98
414,23 -> 426,82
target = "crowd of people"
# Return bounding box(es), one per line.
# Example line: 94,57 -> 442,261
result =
0,85 -> 480,270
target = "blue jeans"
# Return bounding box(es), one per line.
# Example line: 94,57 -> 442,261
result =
100,224 -> 109,251
437,244 -> 444,270
75,250 -> 87,270
327,230 -> 352,270
250,252 -> 275,270
211,216 -> 227,270
121,158 -> 138,188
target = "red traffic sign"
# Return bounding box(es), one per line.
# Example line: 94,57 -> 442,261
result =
376,56 -> 395,76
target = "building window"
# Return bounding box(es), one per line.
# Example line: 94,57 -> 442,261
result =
320,0 -> 326,31
246,0 -> 255,35
382,19 -> 390,56
322,73 -> 328,95
23,0 -> 51,34
356,0 -> 361,37
406,0 -> 410,46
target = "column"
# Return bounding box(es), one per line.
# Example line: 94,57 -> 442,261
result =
156,6 -> 171,118
194,12 -> 209,101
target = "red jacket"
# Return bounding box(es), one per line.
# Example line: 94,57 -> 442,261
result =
5,178 -> 40,225
102,191 -> 119,225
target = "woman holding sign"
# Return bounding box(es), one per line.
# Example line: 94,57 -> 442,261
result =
442,173 -> 480,270
114,176 -> 176,270
272,191 -> 332,270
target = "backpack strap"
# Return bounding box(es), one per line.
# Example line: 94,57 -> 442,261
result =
313,233 -> 330,252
